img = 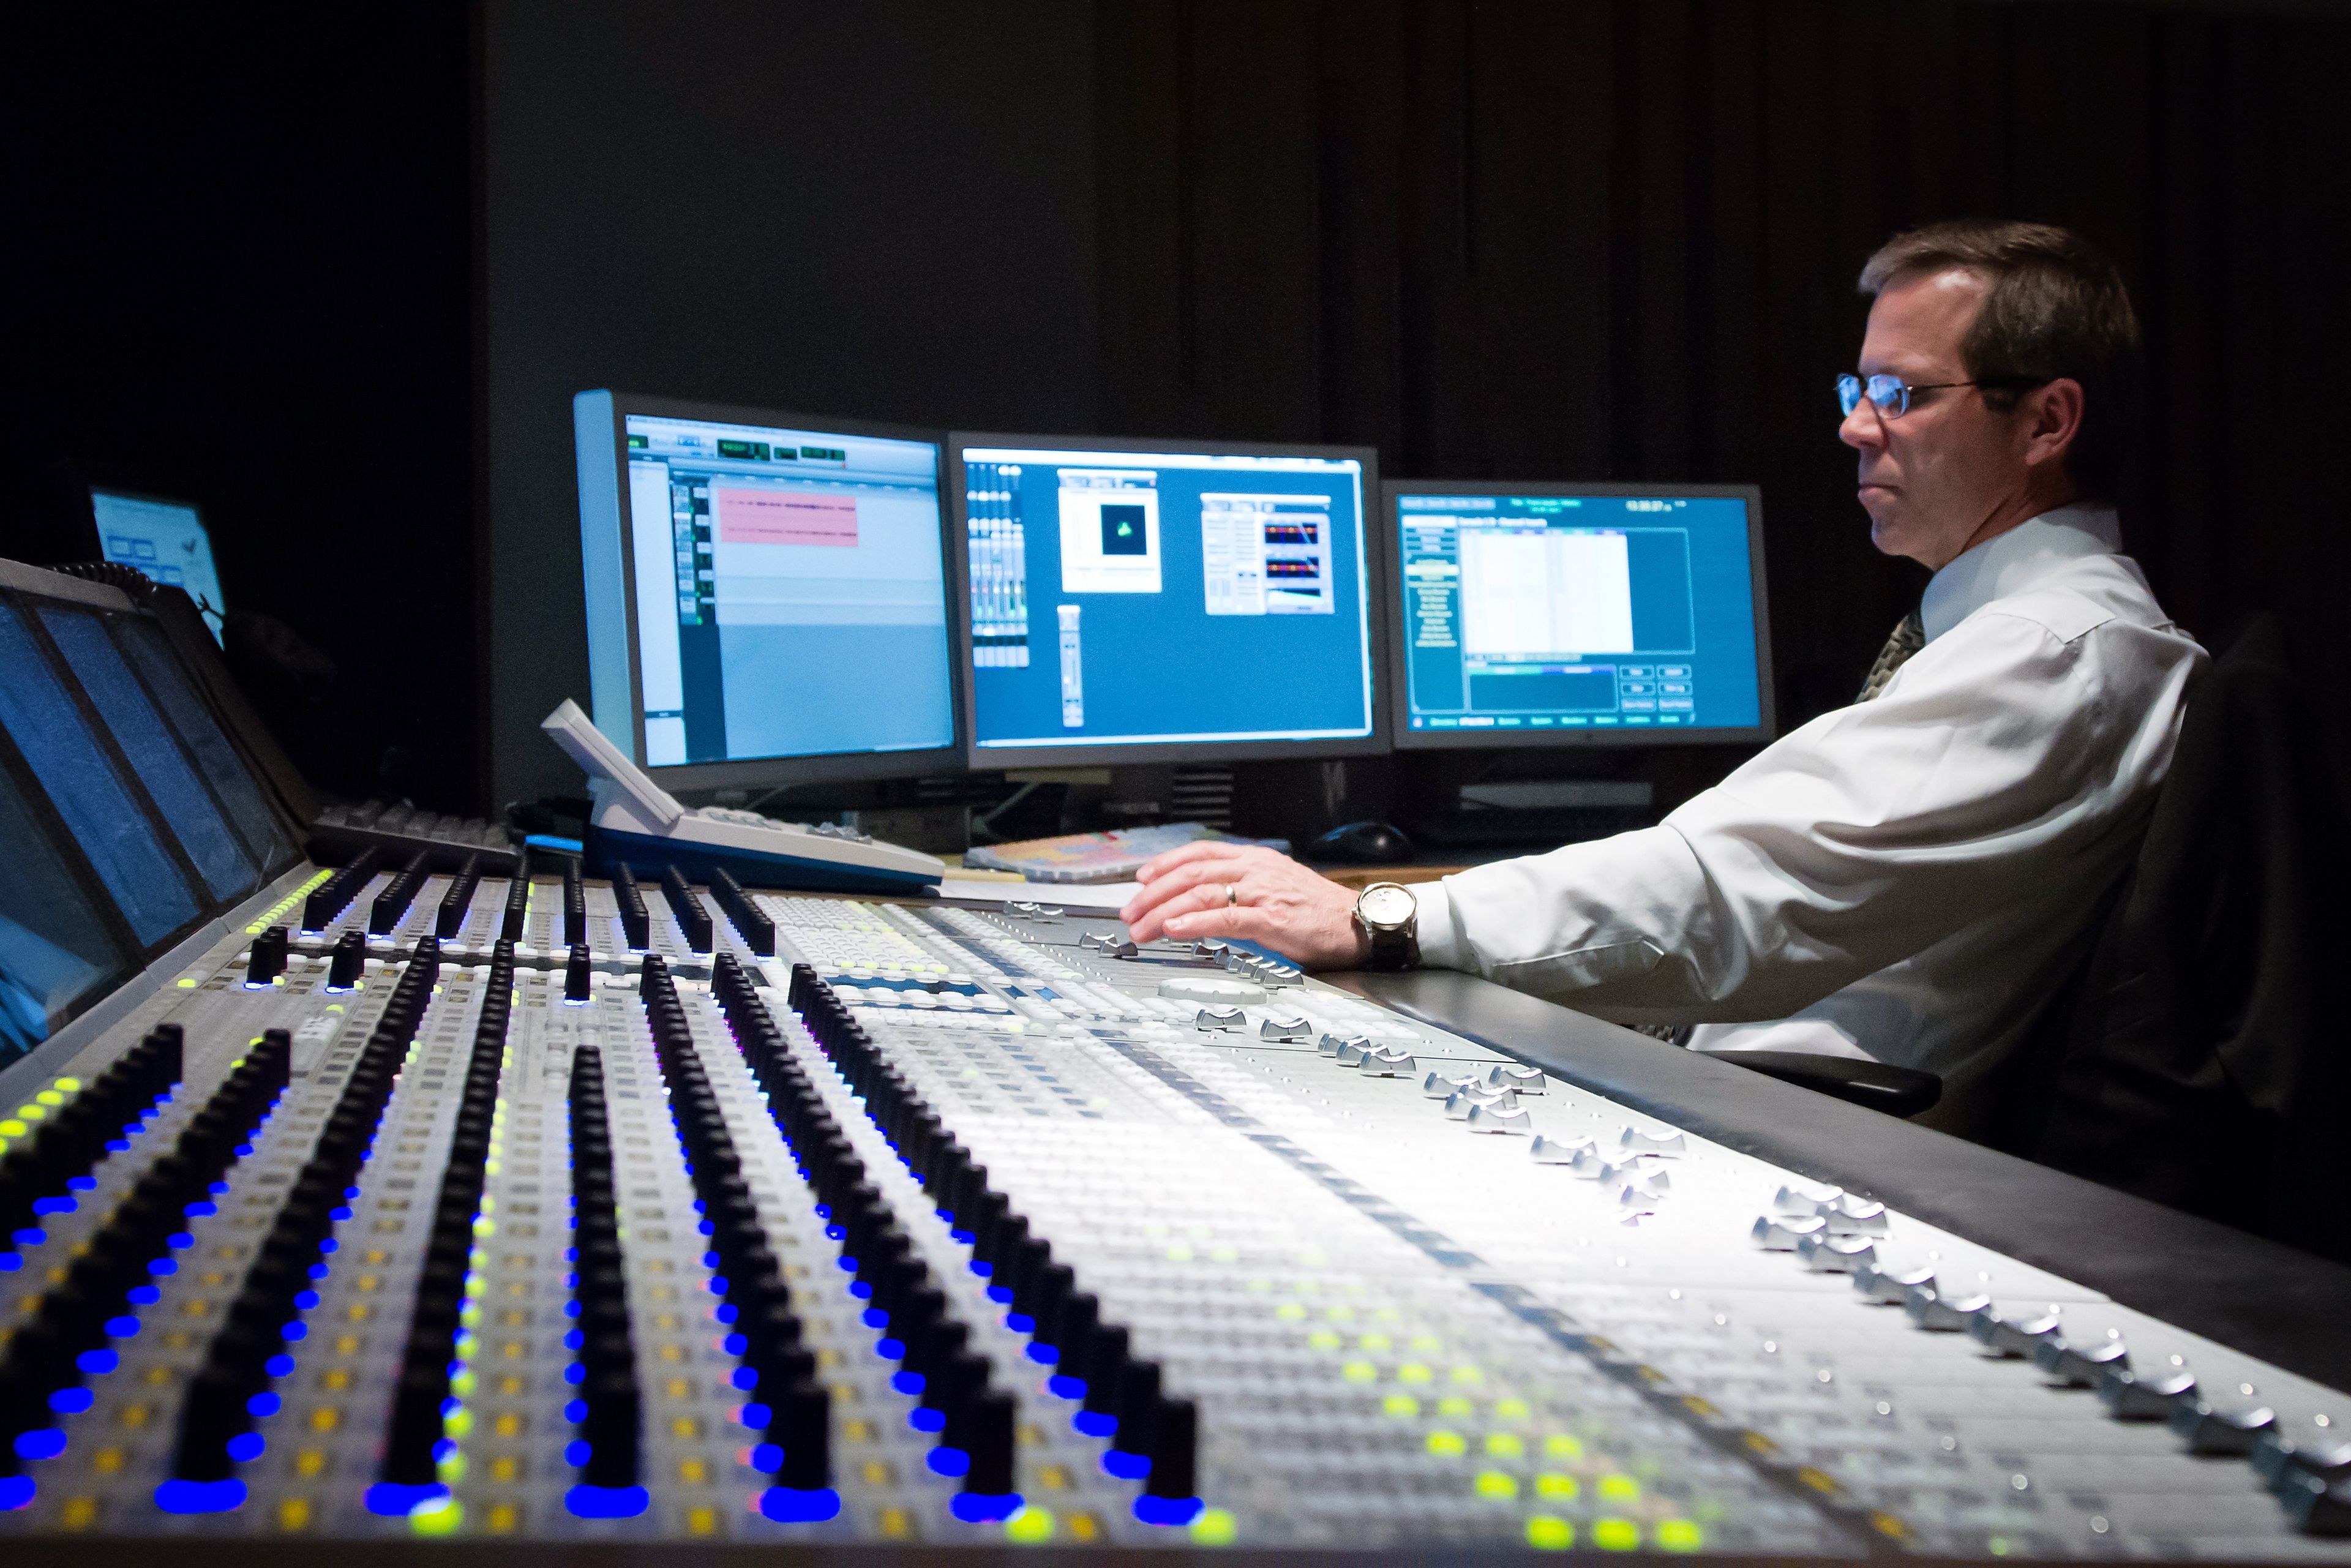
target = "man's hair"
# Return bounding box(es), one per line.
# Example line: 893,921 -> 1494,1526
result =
1859,220 -> 2145,501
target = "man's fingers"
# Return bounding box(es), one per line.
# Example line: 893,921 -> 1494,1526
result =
1133,840 -> 1235,883
1120,855 -> 1252,925
1164,905 -> 1272,943
1127,879 -> 1240,940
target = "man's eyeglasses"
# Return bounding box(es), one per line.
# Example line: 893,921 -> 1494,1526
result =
1837,372 -> 2049,419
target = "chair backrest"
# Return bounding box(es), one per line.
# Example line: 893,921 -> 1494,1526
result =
1985,615 -> 2351,1264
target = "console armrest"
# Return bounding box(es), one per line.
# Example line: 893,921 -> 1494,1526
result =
1709,1050 -> 1943,1117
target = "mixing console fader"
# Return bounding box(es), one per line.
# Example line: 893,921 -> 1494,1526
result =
4,857 -> 2351,1561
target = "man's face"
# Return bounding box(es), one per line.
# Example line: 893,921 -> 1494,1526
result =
1841,270 -> 2034,569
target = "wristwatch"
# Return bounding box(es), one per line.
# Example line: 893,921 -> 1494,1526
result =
1354,882 -> 1421,971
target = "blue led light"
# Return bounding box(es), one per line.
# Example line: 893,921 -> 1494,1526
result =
1005,1311 -> 1035,1333
723,1332 -> 748,1356
247,1391 -> 280,1417
185,1201 -> 217,1218
1134,1495 -> 1205,1527
564,1329 -> 585,1351
329,1207 -> 352,1223
564,1364 -> 585,1385
909,1408 -> 947,1433
714,1303 -> 737,1325
106,1316 -> 141,1340
860,1308 -> 887,1330
1048,1375 -> 1086,1400
564,1439 -> 591,1466
148,1256 -> 176,1276
564,1398 -> 587,1422
1102,1449 -> 1150,1480
294,1290 -> 319,1311
1026,1343 -> 1058,1365
0,1475 -> 32,1510
308,1261 -> 329,1280
364,1481 -> 447,1517
225,1432 -> 264,1462
127,1285 -> 159,1305
105,1139 -> 129,1153
11,1229 -> 42,1247
154,1478 -> 246,1514
738,1401 -> 771,1430
168,1232 -> 194,1250
266,1353 -> 295,1377
1073,1411 -> 1117,1438
950,1229 -> 975,1245
756,1485 -> 841,1523
926,1447 -> 970,1478
834,1256 -> 857,1274
282,1321 -> 307,1341
209,1180 -> 229,1195
749,1442 -> 784,1473
875,1336 -> 905,1359
66,1176 -> 94,1192
564,1299 -> 582,1318
31,1198 -> 72,1217
848,1281 -> 872,1299
731,1367 -> 758,1391
14,1428 -> 66,1461
48,1389 -> 92,1415
319,1237 -> 339,1253
950,1491 -> 1023,1523
0,1255 -> 18,1273
890,1370 -> 924,1396
969,1260 -> 992,1278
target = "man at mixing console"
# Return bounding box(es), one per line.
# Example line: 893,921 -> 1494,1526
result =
1122,220 -> 2205,1128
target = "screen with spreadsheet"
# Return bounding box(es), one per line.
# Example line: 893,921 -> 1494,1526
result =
954,437 -> 1382,765
1390,484 -> 1771,746
574,393 -> 962,787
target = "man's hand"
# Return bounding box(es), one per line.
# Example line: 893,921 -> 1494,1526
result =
1119,841 -> 1370,969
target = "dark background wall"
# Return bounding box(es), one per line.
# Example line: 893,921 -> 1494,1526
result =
5,9 -> 478,809
14,2 -> 2350,819
483,0 -> 1101,808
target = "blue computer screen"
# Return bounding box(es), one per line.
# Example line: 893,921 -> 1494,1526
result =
962,445 -> 1374,751
1397,492 -> 1763,736
621,414 -> 955,768
91,489 -> 228,643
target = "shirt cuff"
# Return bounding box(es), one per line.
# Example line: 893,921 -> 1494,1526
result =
1411,880 -> 1465,972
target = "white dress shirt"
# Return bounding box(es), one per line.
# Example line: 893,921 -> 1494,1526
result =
1411,505 -> 2205,1129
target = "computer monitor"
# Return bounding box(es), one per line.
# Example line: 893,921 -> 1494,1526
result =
573,392 -> 963,790
89,487 -> 228,643
1386,479 -> 1773,747
951,433 -> 1385,767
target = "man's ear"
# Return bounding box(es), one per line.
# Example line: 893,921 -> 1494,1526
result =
2023,377 -> 2085,472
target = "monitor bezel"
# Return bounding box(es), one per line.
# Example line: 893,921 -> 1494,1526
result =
1382,477 -> 1776,751
577,390 -> 968,793
947,430 -> 1391,770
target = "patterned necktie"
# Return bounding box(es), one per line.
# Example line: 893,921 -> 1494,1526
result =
1856,611 -> 1925,702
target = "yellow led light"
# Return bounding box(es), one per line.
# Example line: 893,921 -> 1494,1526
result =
1383,1394 -> 1420,1417
1485,1433 -> 1524,1458
1536,1472 -> 1580,1498
1341,1360 -> 1378,1384
277,1498 -> 311,1532
1526,1515 -> 1575,1551
685,1505 -> 717,1536
1359,1332 -> 1392,1351
60,1496 -> 97,1531
1593,1518 -> 1641,1551
1474,1469 -> 1518,1499
295,1449 -> 326,1478
1436,1397 -> 1474,1420
1189,1508 -> 1237,1546
1307,1330 -> 1341,1351
1005,1504 -> 1056,1544
1450,1364 -> 1483,1385
1599,1472 -> 1640,1502
1495,1397 -> 1531,1419
1544,1433 -> 1584,1460
1274,1303 -> 1305,1321
488,1503 -> 519,1534
1426,1430 -> 1467,1457
1657,1518 -> 1705,1553
1398,1362 -> 1433,1384
410,1497 -> 463,1537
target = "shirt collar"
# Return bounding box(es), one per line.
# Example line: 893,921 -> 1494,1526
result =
1919,503 -> 2123,643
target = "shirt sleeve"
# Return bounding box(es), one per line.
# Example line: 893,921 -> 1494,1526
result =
1415,608 -> 2193,1022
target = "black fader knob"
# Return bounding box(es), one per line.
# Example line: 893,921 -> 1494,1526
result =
564,943 -> 594,1003
244,926 -> 288,986
326,930 -> 366,991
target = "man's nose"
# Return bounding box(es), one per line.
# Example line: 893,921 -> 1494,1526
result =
1839,398 -> 1886,452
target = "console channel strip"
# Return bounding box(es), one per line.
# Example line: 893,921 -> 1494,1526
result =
2,863 -> 2349,1559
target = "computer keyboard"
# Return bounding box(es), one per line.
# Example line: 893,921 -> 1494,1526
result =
307,799 -> 521,875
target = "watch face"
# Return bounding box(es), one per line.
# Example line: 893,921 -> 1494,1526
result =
1359,883 -> 1416,928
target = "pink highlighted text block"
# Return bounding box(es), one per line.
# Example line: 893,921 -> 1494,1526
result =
716,489 -> 859,547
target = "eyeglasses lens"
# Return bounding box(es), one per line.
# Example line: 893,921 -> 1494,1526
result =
1838,375 -> 1912,419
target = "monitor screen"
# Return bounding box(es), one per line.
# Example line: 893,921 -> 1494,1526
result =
91,488 -> 227,642
574,393 -> 962,788
1390,483 -> 1772,746
956,437 -> 1382,764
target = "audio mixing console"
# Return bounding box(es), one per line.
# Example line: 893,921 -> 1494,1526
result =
4,857 -> 2351,1561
